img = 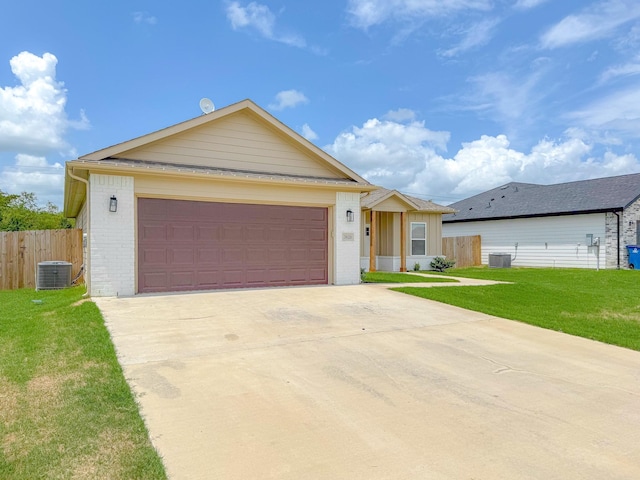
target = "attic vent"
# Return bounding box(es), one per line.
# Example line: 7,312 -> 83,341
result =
488,253 -> 511,268
37,261 -> 72,290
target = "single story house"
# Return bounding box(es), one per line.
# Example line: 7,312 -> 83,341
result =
64,99 -> 378,296
360,188 -> 456,272
442,173 -> 640,269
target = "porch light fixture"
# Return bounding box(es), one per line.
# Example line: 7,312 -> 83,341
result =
346,209 -> 354,222
109,195 -> 118,213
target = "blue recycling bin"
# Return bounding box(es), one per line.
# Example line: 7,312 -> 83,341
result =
626,245 -> 640,269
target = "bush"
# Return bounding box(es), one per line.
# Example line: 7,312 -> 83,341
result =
413,262 -> 421,271
430,256 -> 456,272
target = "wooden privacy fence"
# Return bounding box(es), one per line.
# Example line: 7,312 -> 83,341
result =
0,229 -> 83,290
442,235 -> 481,268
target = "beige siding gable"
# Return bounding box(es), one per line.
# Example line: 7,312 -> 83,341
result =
113,111 -> 345,179
372,196 -> 413,212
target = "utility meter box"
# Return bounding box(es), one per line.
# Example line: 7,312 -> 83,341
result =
586,234 -> 593,246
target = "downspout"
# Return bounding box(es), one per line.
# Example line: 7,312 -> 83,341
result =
613,211 -> 621,270
67,167 -> 90,295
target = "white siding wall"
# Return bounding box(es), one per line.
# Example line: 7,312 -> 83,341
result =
334,192 -> 361,284
89,174 -> 135,296
443,213 -> 606,269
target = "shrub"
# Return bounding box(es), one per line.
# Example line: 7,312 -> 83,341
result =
413,262 -> 421,271
430,256 -> 456,272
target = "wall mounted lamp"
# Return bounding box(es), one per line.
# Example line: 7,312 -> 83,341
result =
109,195 -> 118,213
346,209 -> 354,222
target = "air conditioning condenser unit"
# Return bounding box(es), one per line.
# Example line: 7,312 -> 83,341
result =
37,261 -> 72,290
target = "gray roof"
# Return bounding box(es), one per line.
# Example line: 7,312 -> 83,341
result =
71,158 -> 361,186
361,188 -> 456,213
443,173 -> 640,223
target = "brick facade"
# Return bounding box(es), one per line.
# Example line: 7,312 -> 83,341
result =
89,174 -> 135,296
607,196 -> 640,269
334,192 -> 361,285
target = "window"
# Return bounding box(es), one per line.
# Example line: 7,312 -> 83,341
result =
411,222 -> 426,255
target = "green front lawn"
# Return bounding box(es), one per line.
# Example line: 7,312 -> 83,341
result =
0,287 -> 166,479
395,267 -> 640,351
362,272 -> 459,284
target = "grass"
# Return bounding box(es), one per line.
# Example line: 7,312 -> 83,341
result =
362,271 -> 458,283
0,287 -> 167,480
395,267 -> 640,351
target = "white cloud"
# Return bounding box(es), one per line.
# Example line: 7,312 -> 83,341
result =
465,61 -> 550,127
0,51 -> 89,156
540,0 -> 640,49
0,154 -> 64,206
383,108 -> 417,122
439,18 -> 499,57
268,89 -> 309,111
226,1 -> 306,48
0,51 -> 87,207
513,0 -> 550,9
347,0 -> 493,29
325,114 -> 640,204
325,116 -> 450,192
132,11 -> 157,25
566,84 -> 640,134
598,56 -> 640,84
301,123 -> 318,141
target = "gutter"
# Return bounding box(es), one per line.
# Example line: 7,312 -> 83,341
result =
67,167 -> 90,294
613,211 -> 621,269
444,207 -> 624,224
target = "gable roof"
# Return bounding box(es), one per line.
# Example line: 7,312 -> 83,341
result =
361,188 -> 456,213
443,173 -> 640,223
65,99 -> 375,216
77,99 -> 368,183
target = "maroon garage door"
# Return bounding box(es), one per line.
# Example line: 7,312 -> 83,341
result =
137,198 -> 328,293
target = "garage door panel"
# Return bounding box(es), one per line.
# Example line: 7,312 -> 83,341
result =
309,228 -> 327,241
268,248 -> 287,262
222,225 -> 243,241
141,224 -> 167,241
197,271 -> 220,287
246,248 -> 266,263
267,269 -> 287,283
290,248 -> 308,262
141,248 -> 167,265
246,225 -> 267,242
308,209 -> 327,222
141,272 -> 168,289
289,268 -> 310,282
222,270 -> 244,287
170,225 -> 195,241
246,269 -> 268,284
309,268 -> 328,282
197,248 -> 220,264
269,227 -> 288,241
197,225 -> 219,241
138,199 -> 328,293
222,248 -> 244,264
309,248 -> 327,261
289,228 -> 308,241
170,271 -> 195,287
170,248 -> 195,265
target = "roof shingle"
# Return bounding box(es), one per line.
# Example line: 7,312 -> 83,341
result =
443,173 -> 640,223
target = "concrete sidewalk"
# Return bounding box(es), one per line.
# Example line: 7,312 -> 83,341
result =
97,285 -> 640,480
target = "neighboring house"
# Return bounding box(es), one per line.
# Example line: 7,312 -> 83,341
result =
442,173 -> 640,269
360,188 -> 456,272
64,99 -> 377,296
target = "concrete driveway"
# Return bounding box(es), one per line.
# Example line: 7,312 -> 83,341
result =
96,284 -> 640,480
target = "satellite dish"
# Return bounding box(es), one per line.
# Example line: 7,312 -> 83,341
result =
199,98 -> 215,114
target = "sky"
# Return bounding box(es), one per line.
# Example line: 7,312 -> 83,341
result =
2,0 -> 640,208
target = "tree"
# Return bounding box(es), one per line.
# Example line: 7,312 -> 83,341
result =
0,190 -> 73,231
